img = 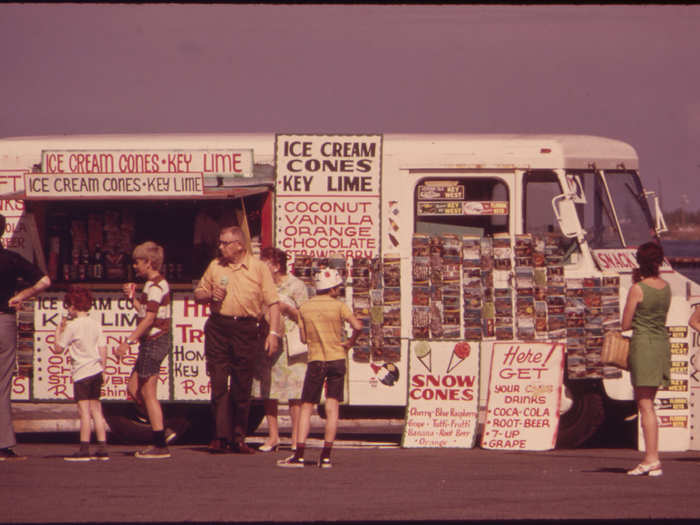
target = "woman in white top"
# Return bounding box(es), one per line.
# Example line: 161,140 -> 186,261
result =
258,247 -> 309,452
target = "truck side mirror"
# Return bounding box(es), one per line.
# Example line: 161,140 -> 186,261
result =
552,194 -> 582,239
644,190 -> 668,235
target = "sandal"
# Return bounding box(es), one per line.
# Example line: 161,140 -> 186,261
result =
627,461 -> 662,476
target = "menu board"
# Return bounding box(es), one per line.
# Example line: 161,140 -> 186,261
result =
482,342 -> 565,451
31,291 -> 169,401
275,134 -> 382,261
171,292 -> 210,400
402,340 -> 479,448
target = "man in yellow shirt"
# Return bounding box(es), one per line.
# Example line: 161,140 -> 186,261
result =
195,226 -> 280,454
277,268 -> 361,468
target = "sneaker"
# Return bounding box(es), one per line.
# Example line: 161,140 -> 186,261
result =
165,427 -> 177,444
276,455 -> 305,468
135,446 -> 171,459
319,457 -> 333,469
0,448 -> 27,461
94,449 -> 110,461
64,449 -> 93,462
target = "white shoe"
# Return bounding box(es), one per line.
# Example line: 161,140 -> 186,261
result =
627,461 -> 662,476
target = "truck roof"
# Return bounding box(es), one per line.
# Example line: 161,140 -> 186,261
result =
0,132 -> 638,170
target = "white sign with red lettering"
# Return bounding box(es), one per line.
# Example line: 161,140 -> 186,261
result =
171,292 -> 211,401
41,149 -> 253,177
482,342 -> 565,451
0,173 -> 32,261
592,249 -> 672,274
32,292 -> 169,401
402,340 -> 479,448
275,134 -> 382,260
25,172 -> 204,199
11,375 -> 30,401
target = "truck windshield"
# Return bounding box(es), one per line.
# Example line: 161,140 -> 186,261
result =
573,170 -> 655,249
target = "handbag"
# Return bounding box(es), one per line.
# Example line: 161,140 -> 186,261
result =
601,331 -> 630,370
285,325 -> 307,358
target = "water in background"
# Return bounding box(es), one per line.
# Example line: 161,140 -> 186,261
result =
662,239 -> 700,284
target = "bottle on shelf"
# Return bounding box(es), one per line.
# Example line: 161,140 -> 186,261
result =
93,244 -> 104,281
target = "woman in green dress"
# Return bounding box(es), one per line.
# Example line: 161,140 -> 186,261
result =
621,242 -> 670,477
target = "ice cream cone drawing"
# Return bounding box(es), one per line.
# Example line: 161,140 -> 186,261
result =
414,341 -> 432,372
446,342 -> 471,373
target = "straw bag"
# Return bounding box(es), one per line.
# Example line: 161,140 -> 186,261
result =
602,331 -> 630,370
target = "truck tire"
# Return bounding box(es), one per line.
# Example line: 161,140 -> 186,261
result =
246,401 -> 265,435
556,381 -> 605,449
103,404 -> 191,444
104,401 -> 266,444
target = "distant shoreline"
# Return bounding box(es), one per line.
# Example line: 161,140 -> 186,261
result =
663,225 -> 700,241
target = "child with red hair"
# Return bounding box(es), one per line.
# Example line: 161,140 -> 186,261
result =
53,285 -> 108,461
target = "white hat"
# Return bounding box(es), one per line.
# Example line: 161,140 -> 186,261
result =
314,268 -> 343,291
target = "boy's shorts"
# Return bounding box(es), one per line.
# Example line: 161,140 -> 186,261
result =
74,372 -> 103,401
133,334 -> 170,379
301,359 -> 346,404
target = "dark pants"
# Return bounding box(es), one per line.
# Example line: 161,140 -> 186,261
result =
204,314 -> 263,443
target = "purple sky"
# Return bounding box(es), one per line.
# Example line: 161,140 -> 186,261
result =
1,4 -> 698,211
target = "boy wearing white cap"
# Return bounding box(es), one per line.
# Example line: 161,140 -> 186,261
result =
277,268 -> 362,469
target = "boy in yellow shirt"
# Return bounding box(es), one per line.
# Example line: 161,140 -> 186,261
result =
277,268 -> 362,469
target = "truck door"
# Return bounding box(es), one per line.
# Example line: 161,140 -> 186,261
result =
522,169 -> 606,448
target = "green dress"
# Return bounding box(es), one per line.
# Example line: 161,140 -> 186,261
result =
629,281 -> 671,388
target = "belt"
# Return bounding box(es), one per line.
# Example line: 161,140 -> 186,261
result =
212,313 -> 259,322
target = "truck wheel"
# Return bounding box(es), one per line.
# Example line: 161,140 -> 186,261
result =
247,401 -> 266,435
556,381 -> 605,449
104,402 -> 266,444
103,404 -> 190,444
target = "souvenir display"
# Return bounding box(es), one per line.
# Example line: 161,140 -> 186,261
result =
351,257 -> 372,363
381,255 -> 402,361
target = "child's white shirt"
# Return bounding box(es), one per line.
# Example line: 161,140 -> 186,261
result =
57,316 -> 106,381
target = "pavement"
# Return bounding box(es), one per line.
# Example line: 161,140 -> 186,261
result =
3,443 -> 700,523
7,403 -> 700,523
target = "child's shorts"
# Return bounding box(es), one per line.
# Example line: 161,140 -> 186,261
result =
301,359 -> 346,404
74,372 -> 103,401
134,334 -> 170,379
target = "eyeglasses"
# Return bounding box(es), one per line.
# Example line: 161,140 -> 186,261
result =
218,240 -> 238,247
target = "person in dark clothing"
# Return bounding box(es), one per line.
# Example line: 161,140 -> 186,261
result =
0,214 -> 51,460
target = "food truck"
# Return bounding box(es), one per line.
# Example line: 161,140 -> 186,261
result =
2,132 -> 697,449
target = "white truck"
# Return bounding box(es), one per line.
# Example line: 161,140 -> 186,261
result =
2,132 -> 695,449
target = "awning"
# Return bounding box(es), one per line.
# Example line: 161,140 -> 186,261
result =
0,176 -> 274,201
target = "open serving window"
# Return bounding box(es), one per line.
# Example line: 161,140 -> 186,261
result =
23,150 -> 274,288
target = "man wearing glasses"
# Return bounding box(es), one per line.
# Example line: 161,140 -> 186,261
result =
194,226 -> 281,454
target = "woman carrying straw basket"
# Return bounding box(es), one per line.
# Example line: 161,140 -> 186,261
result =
621,242 -> 670,477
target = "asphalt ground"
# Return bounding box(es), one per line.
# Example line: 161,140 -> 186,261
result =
4,402 -> 700,524
3,441 -> 700,524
